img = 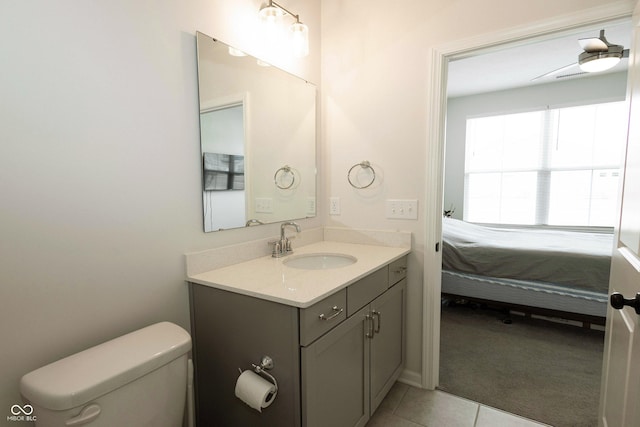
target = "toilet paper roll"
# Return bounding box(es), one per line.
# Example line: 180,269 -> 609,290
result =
234,370 -> 277,412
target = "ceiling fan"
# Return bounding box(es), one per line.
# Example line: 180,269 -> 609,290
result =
532,29 -> 629,81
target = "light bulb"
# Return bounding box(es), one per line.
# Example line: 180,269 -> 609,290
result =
260,5 -> 285,45
228,47 -> 246,57
259,5 -> 284,22
579,56 -> 621,73
290,22 -> 309,58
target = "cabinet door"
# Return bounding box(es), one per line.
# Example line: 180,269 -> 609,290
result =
370,279 -> 406,413
301,307 -> 370,427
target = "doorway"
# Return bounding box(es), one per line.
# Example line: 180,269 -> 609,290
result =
421,8 -> 633,426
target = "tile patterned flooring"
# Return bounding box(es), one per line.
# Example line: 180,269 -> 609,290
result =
367,383 -> 550,427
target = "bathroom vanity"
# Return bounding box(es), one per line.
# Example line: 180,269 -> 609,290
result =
187,240 -> 409,427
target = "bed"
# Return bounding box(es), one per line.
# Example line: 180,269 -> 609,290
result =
441,218 -> 613,322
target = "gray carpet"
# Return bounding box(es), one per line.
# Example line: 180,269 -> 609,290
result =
439,302 -> 605,427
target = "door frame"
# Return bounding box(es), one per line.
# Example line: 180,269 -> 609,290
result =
421,3 -> 635,389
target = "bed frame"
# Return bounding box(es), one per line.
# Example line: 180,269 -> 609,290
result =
441,269 -> 607,326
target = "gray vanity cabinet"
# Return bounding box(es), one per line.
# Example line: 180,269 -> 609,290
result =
301,306 -> 371,427
301,279 -> 406,427
188,255 -> 407,427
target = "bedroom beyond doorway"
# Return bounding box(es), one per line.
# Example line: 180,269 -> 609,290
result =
437,17 -> 630,427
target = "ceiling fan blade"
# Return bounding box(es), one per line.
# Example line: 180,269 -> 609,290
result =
579,37 -> 608,52
531,62 -> 579,81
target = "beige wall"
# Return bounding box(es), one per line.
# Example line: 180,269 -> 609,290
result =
0,0 -> 634,422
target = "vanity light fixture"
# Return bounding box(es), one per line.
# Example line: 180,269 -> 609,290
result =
259,0 -> 309,58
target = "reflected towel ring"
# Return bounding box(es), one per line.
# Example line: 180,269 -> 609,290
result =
274,165 -> 295,189
348,161 -> 376,189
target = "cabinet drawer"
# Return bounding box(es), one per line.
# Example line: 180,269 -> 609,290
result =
347,267 -> 388,316
300,289 -> 347,346
388,256 -> 407,286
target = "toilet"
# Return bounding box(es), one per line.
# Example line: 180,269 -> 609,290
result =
20,322 -> 191,427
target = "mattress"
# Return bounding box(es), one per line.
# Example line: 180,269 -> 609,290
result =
442,218 -> 613,293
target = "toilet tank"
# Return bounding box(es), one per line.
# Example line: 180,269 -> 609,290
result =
20,322 -> 191,427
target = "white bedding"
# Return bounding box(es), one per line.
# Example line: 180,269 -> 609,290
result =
442,218 -> 613,293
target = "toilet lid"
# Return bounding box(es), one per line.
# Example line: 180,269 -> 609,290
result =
20,322 -> 191,410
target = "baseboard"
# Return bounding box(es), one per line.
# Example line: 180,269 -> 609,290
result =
398,368 -> 423,389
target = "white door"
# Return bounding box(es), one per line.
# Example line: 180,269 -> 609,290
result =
599,1 -> 640,425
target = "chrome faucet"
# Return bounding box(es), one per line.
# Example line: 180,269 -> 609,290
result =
269,221 -> 301,257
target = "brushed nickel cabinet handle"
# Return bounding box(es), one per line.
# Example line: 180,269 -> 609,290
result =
372,310 -> 381,333
365,314 -> 374,338
318,306 -> 343,321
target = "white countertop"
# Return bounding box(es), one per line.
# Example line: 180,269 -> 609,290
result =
187,241 -> 410,308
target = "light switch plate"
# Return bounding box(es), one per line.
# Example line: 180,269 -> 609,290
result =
307,197 -> 316,215
329,197 -> 341,215
255,198 -> 273,213
386,199 -> 418,219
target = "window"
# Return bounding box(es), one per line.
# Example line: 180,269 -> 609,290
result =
464,101 -> 627,227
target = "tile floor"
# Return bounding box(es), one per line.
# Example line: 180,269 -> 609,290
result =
367,383 -> 550,427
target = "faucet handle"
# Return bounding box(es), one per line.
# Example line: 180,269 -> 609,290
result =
285,238 -> 294,253
268,240 -> 282,257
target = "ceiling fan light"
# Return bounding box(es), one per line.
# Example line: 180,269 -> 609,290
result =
579,51 -> 622,73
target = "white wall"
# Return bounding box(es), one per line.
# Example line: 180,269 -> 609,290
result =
445,72 -> 628,220
321,0 -> 634,384
0,0 -> 320,421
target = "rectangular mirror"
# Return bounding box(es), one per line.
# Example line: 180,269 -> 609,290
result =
196,31 -> 317,232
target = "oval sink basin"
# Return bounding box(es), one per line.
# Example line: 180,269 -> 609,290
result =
283,253 -> 357,270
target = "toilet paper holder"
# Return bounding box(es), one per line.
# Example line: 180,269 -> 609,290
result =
240,355 -> 278,394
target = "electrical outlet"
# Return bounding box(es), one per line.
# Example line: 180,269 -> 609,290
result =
329,197 -> 341,215
386,199 -> 418,219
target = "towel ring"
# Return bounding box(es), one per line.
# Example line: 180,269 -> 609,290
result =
348,161 -> 376,189
274,165 -> 295,190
